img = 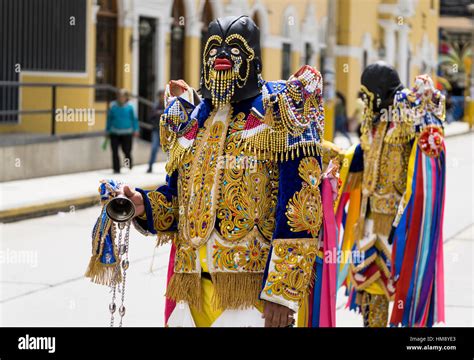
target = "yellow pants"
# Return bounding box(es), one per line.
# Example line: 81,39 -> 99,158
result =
365,281 -> 385,295
189,277 -> 264,327
189,277 -> 223,327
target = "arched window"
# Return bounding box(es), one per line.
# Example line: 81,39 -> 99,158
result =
252,11 -> 261,29
251,10 -> 264,64
304,42 -> 314,66
96,0 -> 118,100
281,7 -> 299,79
170,0 -> 186,80
362,49 -> 368,70
200,0 -> 215,77
282,16 -> 292,79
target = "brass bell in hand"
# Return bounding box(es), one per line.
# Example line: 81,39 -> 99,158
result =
106,195 -> 136,222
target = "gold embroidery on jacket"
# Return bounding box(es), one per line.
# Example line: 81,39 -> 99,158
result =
263,239 -> 317,302
177,150 -> 193,238
286,157 -> 323,238
213,237 -> 269,272
147,191 -> 178,231
174,245 -> 198,273
185,107 -> 230,248
215,111 -> 279,243
370,142 -> 410,216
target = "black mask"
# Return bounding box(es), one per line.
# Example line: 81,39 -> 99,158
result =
360,61 -> 404,113
200,16 -> 262,108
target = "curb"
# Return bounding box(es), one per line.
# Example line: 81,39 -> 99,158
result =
0,195 -> 99,223
0,184 -> 160,223
444,129 -> 473,138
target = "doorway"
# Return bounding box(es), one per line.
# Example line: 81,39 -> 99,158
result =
138,16 -> 157,140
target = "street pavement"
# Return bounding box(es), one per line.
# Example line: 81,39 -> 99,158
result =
0,162 -> 168,222
0,130 -> 473,327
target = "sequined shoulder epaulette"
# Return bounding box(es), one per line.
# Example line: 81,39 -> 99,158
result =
411,74 -> 446,157
384,75 -> 446,146
411,74 -> 446,128
160,66 -> 325,173
379,88 -> 415,144
240,65 -> 325,161
159,97 -> 209,174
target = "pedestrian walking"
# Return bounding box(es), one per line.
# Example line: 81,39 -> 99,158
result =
106,89 -> 139,174
147,90 -> 164,173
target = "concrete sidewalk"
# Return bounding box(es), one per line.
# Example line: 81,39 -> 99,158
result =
0,121 -> 471,223
0,163 -> 167,222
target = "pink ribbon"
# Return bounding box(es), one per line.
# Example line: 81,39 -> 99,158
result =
164,244 -> 177,325
319,178 -> 337,327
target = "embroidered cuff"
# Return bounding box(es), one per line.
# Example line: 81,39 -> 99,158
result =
147,191 -> 178,231
260,238 -> 317,312
132,217 -> 153,236
135,188 -> 178,235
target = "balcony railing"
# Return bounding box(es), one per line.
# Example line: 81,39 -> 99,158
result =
0,81 -> 154,136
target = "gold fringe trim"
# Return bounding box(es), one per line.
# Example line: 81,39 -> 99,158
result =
163,111 -> 216,175
384,121 -> 415,144
360,291 -> 389,327
84,254 -> 121,286
164,119 -> 324,175
372,213 -> 395,237
160,116 -> 176,152
156,231 -> 177,247
375,256 -> 391,279
351,252 -> 378,273
211,272 -> 263,311
375,235 -> 393,261
242,135 -> 322,162
165,142 -> 191,175
165,273 -> 202,310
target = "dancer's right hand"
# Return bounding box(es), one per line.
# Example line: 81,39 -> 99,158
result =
121,185 -> 145,217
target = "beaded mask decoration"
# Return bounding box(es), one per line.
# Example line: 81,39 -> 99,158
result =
201,16 -> 262,108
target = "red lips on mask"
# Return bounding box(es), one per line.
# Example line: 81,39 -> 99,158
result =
214,58 -> 232,71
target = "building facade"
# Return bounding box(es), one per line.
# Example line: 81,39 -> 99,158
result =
0,0 -> 441,137
437,0 -> 473,123
336,0 -> 440,117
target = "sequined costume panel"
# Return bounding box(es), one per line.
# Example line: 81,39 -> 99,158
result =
352,101 -> 413,298
138,65 -> 328,312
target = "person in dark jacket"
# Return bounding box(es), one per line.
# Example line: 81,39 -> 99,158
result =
335,91 -> 352,144
147,90 -> 164,173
